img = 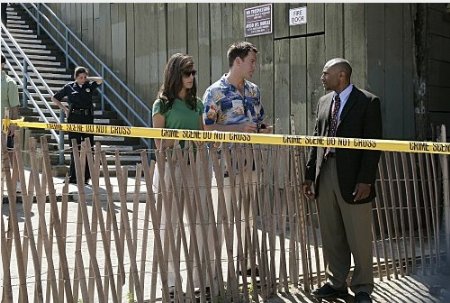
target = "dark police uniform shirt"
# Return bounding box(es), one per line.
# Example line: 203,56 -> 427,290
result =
53,81 -> 100,110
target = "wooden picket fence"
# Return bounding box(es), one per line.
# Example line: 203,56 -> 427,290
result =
1,131 -> 448,302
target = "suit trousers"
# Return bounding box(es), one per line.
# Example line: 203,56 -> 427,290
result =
317,157 -> 374,294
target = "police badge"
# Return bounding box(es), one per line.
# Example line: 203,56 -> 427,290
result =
86,88 -> 91,93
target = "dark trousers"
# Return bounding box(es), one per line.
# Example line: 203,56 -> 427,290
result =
67,112 -> 94,182
7,134 -> 14,149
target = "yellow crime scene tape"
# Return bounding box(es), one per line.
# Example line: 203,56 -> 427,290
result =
2,118 -> 450,155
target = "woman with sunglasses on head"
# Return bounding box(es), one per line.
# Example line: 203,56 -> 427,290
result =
152,53 -> 212,301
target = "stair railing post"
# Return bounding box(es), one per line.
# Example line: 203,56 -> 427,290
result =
36,3 -> 41,36
21,58 -> 28,108
101,65 -> 105,111
65,29 -> 69,69
59,111 -> 65,165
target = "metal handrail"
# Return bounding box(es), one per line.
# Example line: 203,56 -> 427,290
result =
2,23 -> 59,122
20,3 -> 152,148
1,23 -> 60,144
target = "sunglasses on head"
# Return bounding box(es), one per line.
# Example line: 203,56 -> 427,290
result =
183,70 -> 197,77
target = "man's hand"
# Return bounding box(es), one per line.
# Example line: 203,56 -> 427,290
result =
258,125 -> 273,133
240,122 -> 257,133
63,106 -> 69,117
302,180 -> 314,199
353,183 -> 371,201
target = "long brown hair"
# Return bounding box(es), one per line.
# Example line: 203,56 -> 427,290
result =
157,53 -> 198,113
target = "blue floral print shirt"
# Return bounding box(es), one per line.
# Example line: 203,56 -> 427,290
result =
202,74 -> 265,126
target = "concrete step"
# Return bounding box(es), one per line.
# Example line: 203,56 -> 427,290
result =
1,32 -> 38,39
2,56 -> 62,68
26,85 -> 62,92
14,38 -> 43,44
29,78 -> 68,86
3,28 -> 33,34
4,52 -> 57,61
6,19 -> 27,25
6,23 -> 30,29
9,74 -> 68,86
12,71 -> 72,80
6,11 -> 18,16
6,15 -> 21,20
6,41 -> 49,50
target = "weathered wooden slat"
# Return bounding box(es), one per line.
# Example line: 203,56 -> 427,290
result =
41,136 -> 74,301
30,138 -> 58,302
290,37 -> 307,135
72,139 -> 106,301
274,39 -> 290,134
114,150 -> 144,301
306,3 -> 324,34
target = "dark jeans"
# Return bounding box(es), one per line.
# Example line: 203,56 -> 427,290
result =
67,112 -> 94,182
7,134 -> 14,149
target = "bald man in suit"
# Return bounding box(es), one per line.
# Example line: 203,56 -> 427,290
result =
303,58 -> 382,303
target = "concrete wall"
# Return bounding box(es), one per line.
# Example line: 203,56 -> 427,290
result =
48,3 -> 426,139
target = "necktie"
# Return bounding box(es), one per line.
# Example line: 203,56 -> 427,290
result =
325,95 -> 341,157
328,94 -> 341,138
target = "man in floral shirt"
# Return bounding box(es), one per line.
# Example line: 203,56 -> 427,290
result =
202,41 -> 271,279
203,42 -> 270,133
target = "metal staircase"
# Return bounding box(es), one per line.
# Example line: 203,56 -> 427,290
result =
1,4 -> 150,176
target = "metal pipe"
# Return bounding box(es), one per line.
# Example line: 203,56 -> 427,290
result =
21,58 -> 28,108
59,112 -> 65,164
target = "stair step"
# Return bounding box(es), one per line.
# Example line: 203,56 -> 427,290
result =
31,78 -> 68,86
6,15 -> 21,20
4,52 -> 56,61
27,66 -> 67,73
6,19 -> 27,25
6,27 -> 33,33
27,85 -> 61,91
8,72 -> 67,86
7,47 -> 52,55
8,41 -> 48,50
14,38 -> 43,44
12,71 -> 72,80
2,32 -> 38,39
6,23 -> 30,29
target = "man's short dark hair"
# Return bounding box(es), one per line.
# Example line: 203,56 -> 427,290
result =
1,54 -> 5,64
74,66 -> 88,79
227,41 -> 258,68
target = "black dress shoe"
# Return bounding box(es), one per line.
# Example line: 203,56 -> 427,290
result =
312,283 -> 348,299
355,292 -> 372,303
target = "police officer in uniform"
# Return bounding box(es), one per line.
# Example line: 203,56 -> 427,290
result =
51,66 -> 103,184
